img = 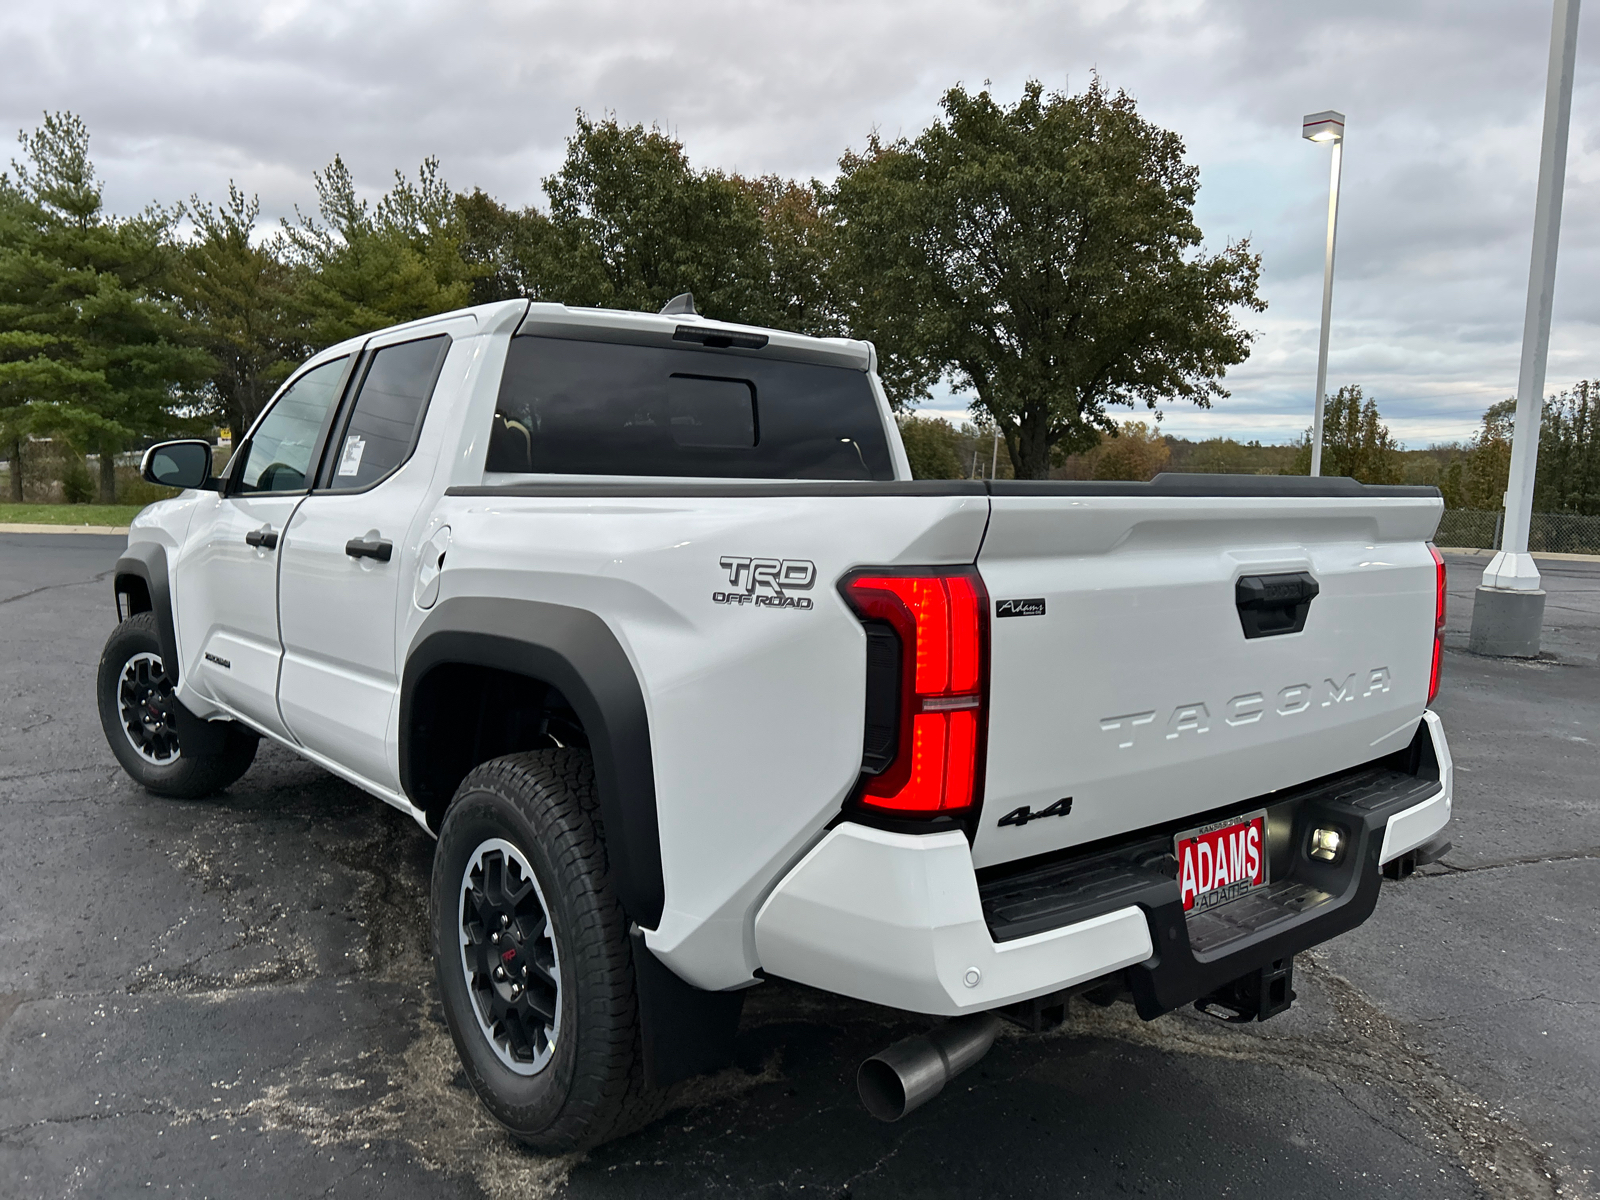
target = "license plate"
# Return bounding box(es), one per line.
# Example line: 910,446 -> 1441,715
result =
1175,810 -> 1268,913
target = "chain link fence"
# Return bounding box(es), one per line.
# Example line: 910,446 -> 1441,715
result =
1436,509 -> 1600,554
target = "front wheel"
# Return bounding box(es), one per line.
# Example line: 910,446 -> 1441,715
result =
431,750 -> 662,1150
96,612 -> 257,798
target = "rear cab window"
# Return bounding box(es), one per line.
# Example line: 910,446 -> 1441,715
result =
486,336 -> 893,480
321,334 -> 451,491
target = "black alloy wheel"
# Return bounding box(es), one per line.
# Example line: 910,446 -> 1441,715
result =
116,651 -> 180,765
96,612 -> 259,798
459,838 -> 562,1074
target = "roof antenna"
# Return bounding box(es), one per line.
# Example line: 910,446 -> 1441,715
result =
659,292 -> 696,316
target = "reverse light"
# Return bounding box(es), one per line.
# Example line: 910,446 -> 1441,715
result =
842,568 -> 989,815
1428,543 -> 1446,704
1309,827 -> 1343,863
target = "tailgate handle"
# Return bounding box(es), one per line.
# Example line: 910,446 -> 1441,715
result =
1235,572 -> 1319,639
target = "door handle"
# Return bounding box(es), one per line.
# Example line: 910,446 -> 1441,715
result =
345,536 -> 393,563
244,528 -> 279,550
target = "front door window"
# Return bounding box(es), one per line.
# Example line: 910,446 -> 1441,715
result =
235,357 -> 348,493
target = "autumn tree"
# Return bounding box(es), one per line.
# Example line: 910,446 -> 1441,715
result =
829,79 -> 1263,478
1093,420 -> 1172,481
896,414 -> 965,479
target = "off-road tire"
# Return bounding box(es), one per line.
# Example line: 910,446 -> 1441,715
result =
96,613 -> 258,798
431,749 -> 663,1150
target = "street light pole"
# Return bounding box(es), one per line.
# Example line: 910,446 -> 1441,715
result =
1470,0 -> 1583,657
1303,110 -> 1346,478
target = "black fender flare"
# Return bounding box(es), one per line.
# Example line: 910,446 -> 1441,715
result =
111,541 -> 239,755
400,597 -> 665,928
114,542 -> 180,684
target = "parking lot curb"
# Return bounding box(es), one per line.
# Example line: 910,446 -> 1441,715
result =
0,522 -> 130,535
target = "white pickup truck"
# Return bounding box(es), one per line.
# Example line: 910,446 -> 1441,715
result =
99,297 -> 1453,1147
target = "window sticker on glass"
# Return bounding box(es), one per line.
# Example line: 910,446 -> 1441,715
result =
337,435 -> 367,477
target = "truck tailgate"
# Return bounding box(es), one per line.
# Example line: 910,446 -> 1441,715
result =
972,484 -> 1443,870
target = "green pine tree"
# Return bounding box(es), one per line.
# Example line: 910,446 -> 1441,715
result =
283,155 -> 475,349
177,184 -> 304,443
0,112 -> 208,502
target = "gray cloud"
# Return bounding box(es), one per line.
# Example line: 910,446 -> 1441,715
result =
3,0 -> 1595,445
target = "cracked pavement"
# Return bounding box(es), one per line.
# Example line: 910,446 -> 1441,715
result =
1,534 -> 1596,1198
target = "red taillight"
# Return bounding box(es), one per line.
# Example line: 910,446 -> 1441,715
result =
1428,543 -> 1446,704
842,569 -> 988,815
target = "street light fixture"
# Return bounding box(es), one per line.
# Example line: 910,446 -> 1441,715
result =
1302,110 -> 1346,478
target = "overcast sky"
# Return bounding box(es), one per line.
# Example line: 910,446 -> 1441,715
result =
3,0 -> 1596,446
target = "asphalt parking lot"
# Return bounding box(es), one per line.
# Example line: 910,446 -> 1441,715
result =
1,533 -> 1595,1199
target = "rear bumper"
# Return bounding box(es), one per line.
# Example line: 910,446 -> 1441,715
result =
753,712 -> 1451,1017
1379,711 -> 1452,864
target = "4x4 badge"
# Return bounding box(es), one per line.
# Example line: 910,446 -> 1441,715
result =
998,797 -> 1073,827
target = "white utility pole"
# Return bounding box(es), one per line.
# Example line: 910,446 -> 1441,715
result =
1302,111 -> 1346,477
1470,0 -> 1582,656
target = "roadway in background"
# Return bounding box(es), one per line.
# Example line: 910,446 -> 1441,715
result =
1,535 -> 1594,1198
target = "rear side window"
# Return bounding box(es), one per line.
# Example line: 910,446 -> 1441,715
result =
487,336 -> 893,480
325,335 -> 450,490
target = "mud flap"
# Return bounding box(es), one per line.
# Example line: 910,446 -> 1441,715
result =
630,927 -> 745,1087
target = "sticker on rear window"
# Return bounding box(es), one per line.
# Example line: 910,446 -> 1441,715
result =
337,435 -> 366,477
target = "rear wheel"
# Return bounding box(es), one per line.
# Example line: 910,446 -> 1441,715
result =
431,749 -> 662,1150
96,613 -> 258,798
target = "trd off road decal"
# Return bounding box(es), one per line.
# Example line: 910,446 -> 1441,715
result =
714,556 -> 816,610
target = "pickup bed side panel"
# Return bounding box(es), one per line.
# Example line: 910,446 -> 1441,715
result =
973,492 -> 1445,869
425,488 -> 990,990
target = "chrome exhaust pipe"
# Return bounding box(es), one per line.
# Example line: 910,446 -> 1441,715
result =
857,1013 -> 1002,1122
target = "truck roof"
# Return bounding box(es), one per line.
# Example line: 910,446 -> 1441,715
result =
312,299 -> 876,374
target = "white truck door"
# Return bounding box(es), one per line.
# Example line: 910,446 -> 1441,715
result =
276,322 -> 467,789
174,355 -> 353,739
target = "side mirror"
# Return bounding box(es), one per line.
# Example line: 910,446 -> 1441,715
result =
141,440 -> 217,491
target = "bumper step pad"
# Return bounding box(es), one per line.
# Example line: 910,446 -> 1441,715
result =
975,732 -> 1445,1020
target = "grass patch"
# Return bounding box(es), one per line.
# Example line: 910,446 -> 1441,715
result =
0,503 -> 149,527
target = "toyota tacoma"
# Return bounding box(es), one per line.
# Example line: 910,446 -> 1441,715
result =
98,297 -> 1453,1147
